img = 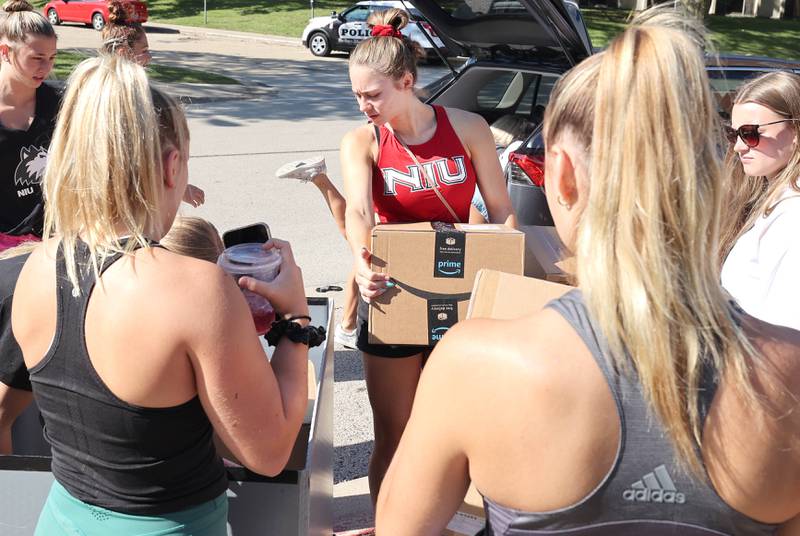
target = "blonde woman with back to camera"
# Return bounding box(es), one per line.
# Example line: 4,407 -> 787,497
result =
720,71 -> 800,330
12,56 -> 312,535
341,7 -> 516,506
376,14 -> 800,536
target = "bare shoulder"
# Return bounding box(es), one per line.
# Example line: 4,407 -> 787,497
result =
442,106 -> 489,131
136,246 -> 232,299
341,123 -> 376,155
426,307 -> 582,399
743,315 -> 800,392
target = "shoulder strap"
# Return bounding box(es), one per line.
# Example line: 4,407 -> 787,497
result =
373,123 -> 381,163
389,123 -> 461,223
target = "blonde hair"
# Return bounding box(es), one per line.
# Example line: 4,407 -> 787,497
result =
42,55 -> 188,294
160,216 -> 224,264
349,8 -> 424,82
490,115 -> 532,148
718,71 -> 800,262
545,20 -> 757,475
0,0 -> 55,45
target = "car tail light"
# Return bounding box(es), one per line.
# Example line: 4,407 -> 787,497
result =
420,21 -> 437,37
507,152 -> 545,187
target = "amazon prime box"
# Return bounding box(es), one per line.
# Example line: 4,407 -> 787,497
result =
368,222 -> 524,346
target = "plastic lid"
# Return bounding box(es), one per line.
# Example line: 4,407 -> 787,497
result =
217,243 -> 282,276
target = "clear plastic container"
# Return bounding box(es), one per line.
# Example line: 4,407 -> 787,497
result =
218,243 -> 282,335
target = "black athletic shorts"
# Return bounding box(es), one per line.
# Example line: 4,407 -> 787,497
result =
355,297 -> 428,358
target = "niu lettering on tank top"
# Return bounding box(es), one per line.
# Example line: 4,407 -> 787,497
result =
482,290 -> 778,536
28,240 -> 227,515
0,83 -> 61,237
372,105 -> 477,224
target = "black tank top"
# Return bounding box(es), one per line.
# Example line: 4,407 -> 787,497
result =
29,240 -> 227,515
482,290 -> 778,535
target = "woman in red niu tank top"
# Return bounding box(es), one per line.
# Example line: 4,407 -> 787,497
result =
371,104 -> 478,223
340,8 -> 517,510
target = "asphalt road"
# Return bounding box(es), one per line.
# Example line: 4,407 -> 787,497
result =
53,22 -> 450,532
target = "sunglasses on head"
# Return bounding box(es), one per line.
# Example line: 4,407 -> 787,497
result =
725,118 -> 799,148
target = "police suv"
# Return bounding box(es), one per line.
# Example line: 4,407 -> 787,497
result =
301,1 -> 447,57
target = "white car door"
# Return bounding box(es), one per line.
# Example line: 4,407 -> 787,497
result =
338,5 -> 371,46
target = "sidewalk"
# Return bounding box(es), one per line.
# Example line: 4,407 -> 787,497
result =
144,21 -> 303,48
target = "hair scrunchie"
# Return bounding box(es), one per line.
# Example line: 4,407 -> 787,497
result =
371,24 -> 402,38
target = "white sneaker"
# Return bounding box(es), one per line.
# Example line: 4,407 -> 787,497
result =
334,323 -> 357,349
275,155 -> 326,182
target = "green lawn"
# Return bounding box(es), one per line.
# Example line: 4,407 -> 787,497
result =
53,50 -> 240,84
147,0 -> 345,37
584,7 -> 800,60
141,0 -> 800,61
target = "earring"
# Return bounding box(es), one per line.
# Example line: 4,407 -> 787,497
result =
557,195 -> 572,210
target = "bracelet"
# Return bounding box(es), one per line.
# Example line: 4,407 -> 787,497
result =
265,316 -> 326,348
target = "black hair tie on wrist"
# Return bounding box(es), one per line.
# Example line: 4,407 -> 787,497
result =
265,316 -> 326,348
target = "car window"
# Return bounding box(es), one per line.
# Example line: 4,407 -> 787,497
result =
438,0 -> 525,18
477,71 -> 523,109
343,6 -> 370,22
707,68 -> 781,119
706,68 -> 773,96
488,0 -> 526,14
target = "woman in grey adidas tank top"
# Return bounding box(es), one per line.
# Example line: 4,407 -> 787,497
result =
375,7 -> 800,536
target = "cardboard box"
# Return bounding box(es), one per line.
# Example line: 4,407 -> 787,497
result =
368,223 -> 525,346
441,270 -> 572,535
443,484 -> 484,536
521,225 -> 574,284
467,269 -> 571,320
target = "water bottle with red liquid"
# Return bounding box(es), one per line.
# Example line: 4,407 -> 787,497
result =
217,243 -> 282,335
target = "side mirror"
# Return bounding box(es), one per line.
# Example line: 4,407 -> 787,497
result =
331,10 -> 337,17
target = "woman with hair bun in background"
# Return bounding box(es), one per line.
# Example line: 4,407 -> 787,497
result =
0,0 -> 57,252
101,0 -> 150,66
100,0 -> 205,207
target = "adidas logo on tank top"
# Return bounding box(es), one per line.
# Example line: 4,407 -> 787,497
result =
622,465 -> 686,504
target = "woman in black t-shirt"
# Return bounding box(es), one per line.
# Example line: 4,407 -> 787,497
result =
0,0 -> 59,252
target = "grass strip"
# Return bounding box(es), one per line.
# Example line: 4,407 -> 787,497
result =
53,50 -> 240,84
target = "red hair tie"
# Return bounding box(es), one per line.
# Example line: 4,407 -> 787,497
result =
371,24 -> 402,38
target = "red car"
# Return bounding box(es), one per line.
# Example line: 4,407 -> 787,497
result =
43,0 -> 148,31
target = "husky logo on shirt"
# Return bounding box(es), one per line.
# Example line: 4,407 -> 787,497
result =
14,145 -> 48,195
381,156 -> 468,195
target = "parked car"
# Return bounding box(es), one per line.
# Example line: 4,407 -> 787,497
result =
43,0 -> 148,31
301,0 -> 447,58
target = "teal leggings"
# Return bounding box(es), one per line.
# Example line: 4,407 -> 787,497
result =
35,481 -> 228,536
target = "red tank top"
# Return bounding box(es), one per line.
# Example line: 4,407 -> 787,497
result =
371,105 -> 477,224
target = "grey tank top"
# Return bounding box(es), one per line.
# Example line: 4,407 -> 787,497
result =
482,290 -> 778,536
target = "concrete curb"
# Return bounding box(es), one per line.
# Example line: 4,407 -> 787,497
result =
144,21 -> 303,48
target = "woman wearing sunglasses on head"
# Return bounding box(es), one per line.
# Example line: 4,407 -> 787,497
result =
375,11 -> 800,536
720,71 -> 800,330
